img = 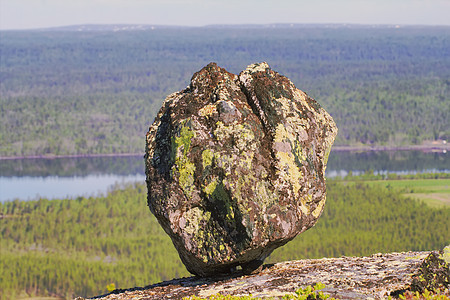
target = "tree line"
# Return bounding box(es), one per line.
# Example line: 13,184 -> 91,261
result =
1,26 -> 449,156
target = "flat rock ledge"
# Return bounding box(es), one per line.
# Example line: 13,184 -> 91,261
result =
83,251 -> 450,299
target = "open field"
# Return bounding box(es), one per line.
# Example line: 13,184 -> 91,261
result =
344,178 -> 450,208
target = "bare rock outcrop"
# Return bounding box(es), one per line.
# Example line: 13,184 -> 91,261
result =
88,251 -> 450,299
144,62 -> 337,276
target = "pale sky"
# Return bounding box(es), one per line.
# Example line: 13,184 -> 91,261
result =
1,0 -> 450,30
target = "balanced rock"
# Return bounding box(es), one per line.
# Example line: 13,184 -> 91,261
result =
145,62 -> 337,276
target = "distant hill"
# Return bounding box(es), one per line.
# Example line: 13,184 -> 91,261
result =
33,24 -> 186,32
1,25 -> 449,156
24,23 -> 450,32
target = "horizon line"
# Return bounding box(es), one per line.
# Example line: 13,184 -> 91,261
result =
2,22 -> 450,32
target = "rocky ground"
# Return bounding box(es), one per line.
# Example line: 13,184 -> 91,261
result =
84,251 -> 449,299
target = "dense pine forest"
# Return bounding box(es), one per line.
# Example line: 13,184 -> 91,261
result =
1,177 -> 449,299
1,25 -> 450,156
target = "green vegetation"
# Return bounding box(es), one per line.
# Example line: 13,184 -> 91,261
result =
1,176 -> 449,299
282,283 -> 335,300
184,293 -> 259,300
340,172 -> 450,208
344,172 -> 450,181
183,283 -> 336,300
399,290 -> 450,300
1,26 -> 449,157
0,183 -> 189,299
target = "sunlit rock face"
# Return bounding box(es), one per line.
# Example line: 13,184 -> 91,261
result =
145,62 -> 337,276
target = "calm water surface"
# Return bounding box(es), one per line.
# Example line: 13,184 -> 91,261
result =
0,150 -> 448,202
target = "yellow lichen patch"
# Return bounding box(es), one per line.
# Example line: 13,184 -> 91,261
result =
274,123 -> 303,195
274,123 -> 291,143
214,121 -> 257,152
202,149 -> 214,169
298,204 -> 309,215
293,139 -> 307,162
213,121 -> 229,141
204,179 -> 218,196
183,207 -> 211,235
173,121 -> 196,196
199,104 -> 217,117
214,153 -> 233,178
255,180 -> 278,210
274,96 -> 295,117
226,205 -> 235,220
299,194 -> 312,215
178,161 -> 196,194
238,151 -> 254,170
235,126 -> 255,151
174,121 -> 195,157
312,198 -> 325,218
324,146 -> 332,166
301,194 -> 313,205
275,151 -> 302,195
233,176 -> 245,203
292,89 -> 310,109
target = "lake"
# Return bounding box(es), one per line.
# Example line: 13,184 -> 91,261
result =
0,150 -> 448,202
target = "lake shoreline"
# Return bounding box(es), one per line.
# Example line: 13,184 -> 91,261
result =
1,144 -> 448,160
2,150 -> 447,202
332,144 -> 449,152
0,152 -> 144,160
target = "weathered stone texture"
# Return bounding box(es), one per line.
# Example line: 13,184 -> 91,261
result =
87,251 -> 449,300
145,62 -> 337,276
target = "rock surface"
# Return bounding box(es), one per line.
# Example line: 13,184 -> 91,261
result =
87,251 -> 449,299
145,62 -> 337,276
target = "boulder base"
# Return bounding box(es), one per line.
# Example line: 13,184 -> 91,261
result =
145,62 -> 337,276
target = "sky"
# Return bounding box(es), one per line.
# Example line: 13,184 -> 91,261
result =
1,0 -> 450,30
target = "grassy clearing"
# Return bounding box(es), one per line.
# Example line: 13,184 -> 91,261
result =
404,193 -> 450,208
343,178 -> 450,208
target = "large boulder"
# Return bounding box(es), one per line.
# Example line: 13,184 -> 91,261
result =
145,62 -> 337,276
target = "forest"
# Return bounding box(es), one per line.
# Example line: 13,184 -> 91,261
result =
1,25 -> 449,156
1,175 -> 449,299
